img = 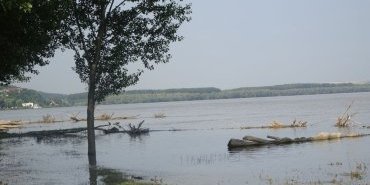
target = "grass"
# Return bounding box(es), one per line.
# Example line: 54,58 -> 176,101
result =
269,120 -> 307,128
41,114 -> 55,123
290,119 -> 307,127
349,163 -> 367,180
154,113 -> 166,119
96,113 -> 114,120
95,167 -> 161,185
253,161 -> 369,185
119,181 -> 156,185
335,102 -> 356,127
335,115 -> 352,127
0,120 -> 22,131
270,121 -> 284,128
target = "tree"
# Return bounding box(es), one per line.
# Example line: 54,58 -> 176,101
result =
0,0 -> 67,85
62,0 -> 191,165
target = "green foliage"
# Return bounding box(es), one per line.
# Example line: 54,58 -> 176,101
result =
0,0 -> 32,12
62,0 -> 192,102
102,83 -> 370,104
0,0 -> 68,85
126,87 -> 221,94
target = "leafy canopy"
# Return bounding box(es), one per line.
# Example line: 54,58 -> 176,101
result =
63,0 -> 191,102
0,0 -> 68,85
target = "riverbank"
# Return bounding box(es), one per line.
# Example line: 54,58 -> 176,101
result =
2,82 -> 370,109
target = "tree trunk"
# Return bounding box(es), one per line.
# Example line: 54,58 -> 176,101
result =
89,165 -> 98,185
87,62 -> 97,166
87,3 -> 108,166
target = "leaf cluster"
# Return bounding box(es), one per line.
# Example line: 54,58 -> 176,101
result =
63,0 -> 191,102
0,0 -> 69,84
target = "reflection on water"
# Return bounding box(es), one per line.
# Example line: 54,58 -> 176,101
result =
128,133 -> 150,143
89,165 -> 97,185
34,135 -> 85,146
89,165 -> 148,185
1,93 -> 370,184
180,153 -> 240,166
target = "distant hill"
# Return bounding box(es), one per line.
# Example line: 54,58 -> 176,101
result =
102,83 -> 370,104
0,86 -> 70,109
1,83 -> 370,109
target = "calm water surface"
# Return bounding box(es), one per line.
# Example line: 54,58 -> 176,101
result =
1,93 -> 370,184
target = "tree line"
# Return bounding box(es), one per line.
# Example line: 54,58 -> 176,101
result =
2,83 -> 370,109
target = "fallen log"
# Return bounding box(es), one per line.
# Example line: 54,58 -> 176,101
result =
0,120 -> 150,139
0,127 -> 88,139
228,132 -> 370,149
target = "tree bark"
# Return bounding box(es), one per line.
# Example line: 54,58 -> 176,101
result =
87,4 -> 107,166
87,62 -> 97,166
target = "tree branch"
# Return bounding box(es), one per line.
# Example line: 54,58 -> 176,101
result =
72,1 -> 88,53
110,0 -> 125,13
106,0 -> 115,17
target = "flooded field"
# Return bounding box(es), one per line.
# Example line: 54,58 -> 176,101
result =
1,93 -> 370,185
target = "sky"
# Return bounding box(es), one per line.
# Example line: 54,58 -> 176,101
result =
17,0 -> 370,94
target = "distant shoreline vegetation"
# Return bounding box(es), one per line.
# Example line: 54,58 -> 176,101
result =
1,83 -> 370,109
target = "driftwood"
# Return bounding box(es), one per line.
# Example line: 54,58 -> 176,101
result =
241,120 -> 307,130
228,132 -> 370,149
124,120 -> 149,135
0,120 -> 150,139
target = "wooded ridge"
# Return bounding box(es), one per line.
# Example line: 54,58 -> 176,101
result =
1,82 -> 370,109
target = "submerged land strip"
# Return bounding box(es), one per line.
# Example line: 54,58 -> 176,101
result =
1,82 -> 370,109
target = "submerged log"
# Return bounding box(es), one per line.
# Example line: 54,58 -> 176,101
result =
0,120 -> 150,139
228,132 -> 370,149
0,127 -> 88,139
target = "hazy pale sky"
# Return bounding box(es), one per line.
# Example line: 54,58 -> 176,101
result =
18,0 -> 370,94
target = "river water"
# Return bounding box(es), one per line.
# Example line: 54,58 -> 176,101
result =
1,93 -> 370,185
